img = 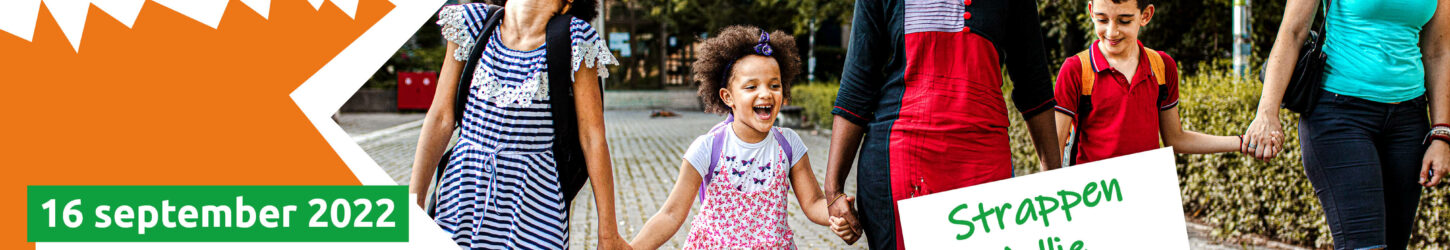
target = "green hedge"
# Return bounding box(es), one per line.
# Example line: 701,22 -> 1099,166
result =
1004,61 -> 1450,248
790,82 -> 841,129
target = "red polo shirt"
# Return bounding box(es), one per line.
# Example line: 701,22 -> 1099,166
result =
1053,41 -> 1180,164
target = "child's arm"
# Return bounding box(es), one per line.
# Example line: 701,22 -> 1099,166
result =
1159,106 -> 1242,154
630,160 -> 703,249
789,154 -> 831,226
1052,55 -> 1084,168
1055,112 -> 1074,155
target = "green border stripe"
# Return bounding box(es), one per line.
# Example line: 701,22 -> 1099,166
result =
27,185 -> 408,242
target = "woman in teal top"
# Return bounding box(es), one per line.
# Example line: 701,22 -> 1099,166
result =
1322,0 -> 1436,103
1246,0 -> 1450,249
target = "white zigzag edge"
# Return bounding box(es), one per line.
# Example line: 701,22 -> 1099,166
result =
1,0 -> 366,52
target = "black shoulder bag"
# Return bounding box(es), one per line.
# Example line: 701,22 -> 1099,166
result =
1261,0 -> 1330,114
425,6 -> 593,218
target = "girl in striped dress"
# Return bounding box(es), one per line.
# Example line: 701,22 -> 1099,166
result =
408,1 -> 627,249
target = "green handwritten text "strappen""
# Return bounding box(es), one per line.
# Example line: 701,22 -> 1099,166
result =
946,178 -> 1123,241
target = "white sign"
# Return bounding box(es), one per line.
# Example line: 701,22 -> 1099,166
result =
898,148 -> 1189,249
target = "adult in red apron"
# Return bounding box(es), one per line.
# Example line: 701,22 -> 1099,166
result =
823,1 -> 1063,249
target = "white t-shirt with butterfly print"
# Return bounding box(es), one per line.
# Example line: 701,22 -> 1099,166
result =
683,126 -> 808,188
678,125 -> 808,248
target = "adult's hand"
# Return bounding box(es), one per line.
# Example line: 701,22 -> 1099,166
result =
1422,141 -> 1449,187
828,195 -> 861,244
1242,111 -> 1284,160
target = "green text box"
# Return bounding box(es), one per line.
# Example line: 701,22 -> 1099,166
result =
28,185 -> 408,242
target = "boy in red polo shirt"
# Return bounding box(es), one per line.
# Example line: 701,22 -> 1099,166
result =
1053,0 -> 1243,165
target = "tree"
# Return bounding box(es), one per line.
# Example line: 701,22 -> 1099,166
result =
607,0 -> 850,88
1037,0 -> 1288,75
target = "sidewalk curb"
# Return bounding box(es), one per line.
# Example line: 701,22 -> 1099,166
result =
351,118 -> 425,145
1186,220 -> 1311,250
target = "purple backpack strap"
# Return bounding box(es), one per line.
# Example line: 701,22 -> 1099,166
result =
698,115 -> 733,203
772,128 -> 794,165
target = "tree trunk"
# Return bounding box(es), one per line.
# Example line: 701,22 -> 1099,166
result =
657,20 -> 668,89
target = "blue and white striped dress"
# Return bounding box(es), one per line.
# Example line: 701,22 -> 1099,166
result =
434,4 -> 617,249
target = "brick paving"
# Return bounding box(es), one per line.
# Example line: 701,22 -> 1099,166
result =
346,111 -> 1292,249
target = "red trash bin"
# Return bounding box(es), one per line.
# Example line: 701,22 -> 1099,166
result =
397,71 -> 439,110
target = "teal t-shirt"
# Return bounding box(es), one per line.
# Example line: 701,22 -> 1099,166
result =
1322,0 -> 1437,103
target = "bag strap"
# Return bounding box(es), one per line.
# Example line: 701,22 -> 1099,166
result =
772,128 -> 794,166
1316,0 -> 1331,42
698,115 -> 734,203
452,5 -> 506,125
1068,50 -> 1096,165
545,14 -> 591,207
1143,48 -> 1167,86
1143,47 -> 1178,113
1076,50 -> 1095,96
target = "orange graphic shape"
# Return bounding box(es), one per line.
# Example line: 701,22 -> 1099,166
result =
0,0 -> 398,248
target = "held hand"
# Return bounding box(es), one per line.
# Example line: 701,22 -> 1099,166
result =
828,195 -> 862,244
599,233 -> 632,250
1422,141 -> 1450,187
830,216 -> 860,245
1242,112 -> 1285,160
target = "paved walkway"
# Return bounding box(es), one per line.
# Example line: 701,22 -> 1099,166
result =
344,111 -> 1301,249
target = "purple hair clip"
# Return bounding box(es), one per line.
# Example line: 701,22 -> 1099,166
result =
754,30 -> 772,56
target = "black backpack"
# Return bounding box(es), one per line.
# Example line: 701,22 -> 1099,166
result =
427,5 -> 594,217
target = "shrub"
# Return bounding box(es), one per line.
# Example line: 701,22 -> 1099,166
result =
789,81 -> 840,129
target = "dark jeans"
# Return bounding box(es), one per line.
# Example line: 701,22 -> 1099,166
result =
1299,93 -> 1427,250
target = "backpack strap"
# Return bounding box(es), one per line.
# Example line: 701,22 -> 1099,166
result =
545,14 -> 594,210
1144,48 -> 1167,86
1076,50 -> 1095,96
697,115 -> 734,203
772,128 -> 795,166
1143,47 -> 1175,111
1069,49 -> 1096,166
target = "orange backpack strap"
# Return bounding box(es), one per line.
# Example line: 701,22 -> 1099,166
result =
1076,50 -> 1095,95
1144,47 -> 1167,86
1068,49 -> 1096,166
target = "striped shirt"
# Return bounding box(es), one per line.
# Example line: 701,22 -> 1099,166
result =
905,0 -> 965,34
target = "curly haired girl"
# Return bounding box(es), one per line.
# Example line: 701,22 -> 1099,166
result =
628,25 -> 859,249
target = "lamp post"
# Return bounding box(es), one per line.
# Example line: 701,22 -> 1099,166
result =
1232,0 -> 1252,78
